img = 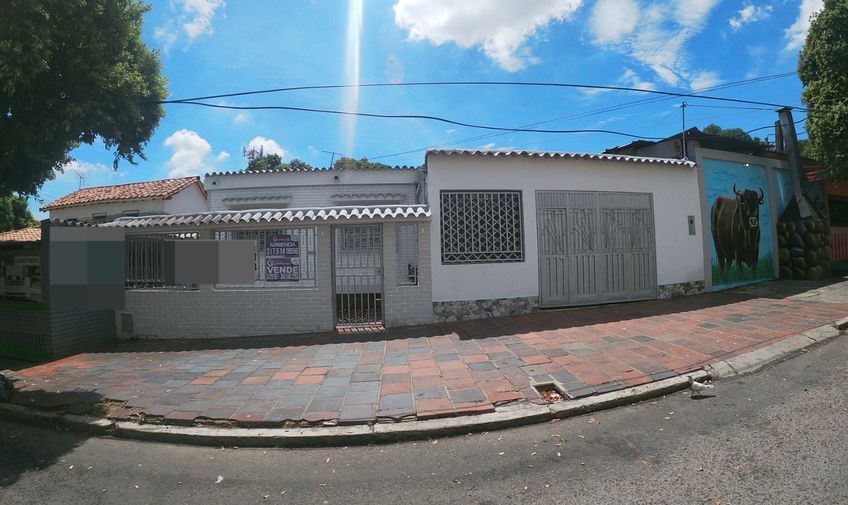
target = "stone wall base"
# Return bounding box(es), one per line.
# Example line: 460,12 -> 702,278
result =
657,280 -> 705,299
433,296 -> 539,322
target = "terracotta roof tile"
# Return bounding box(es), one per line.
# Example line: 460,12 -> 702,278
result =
0,226 -> 41,243
40,176 -> 203,211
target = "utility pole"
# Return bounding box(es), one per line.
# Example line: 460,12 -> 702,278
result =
680,102 -> 688,160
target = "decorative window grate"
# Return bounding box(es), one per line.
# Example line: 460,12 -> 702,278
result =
214,227 -> 317,287
440,190 -> 524,264
396,223 -> 419,286
125,232 -> 197,288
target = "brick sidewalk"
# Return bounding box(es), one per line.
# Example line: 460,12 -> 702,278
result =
9,289 -> 848,427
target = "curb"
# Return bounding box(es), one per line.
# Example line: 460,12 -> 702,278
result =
0,323 -> 842,447
704,323 -> 843,379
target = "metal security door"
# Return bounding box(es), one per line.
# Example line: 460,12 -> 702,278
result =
333,225 -> 383,326
537,191 -> 657,308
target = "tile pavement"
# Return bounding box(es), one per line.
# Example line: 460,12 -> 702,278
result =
8,287 -> 848,427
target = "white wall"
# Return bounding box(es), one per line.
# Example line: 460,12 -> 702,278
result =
204,169 -> 422,211
49,199 -> 165,222
164,184 -> 209,214
426,154 -> 705,302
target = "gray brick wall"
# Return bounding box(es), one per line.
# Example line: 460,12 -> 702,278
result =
0,306 -> 51,359
382,222 -> 434,327
50,309 -> 116,357
122,221 -> 435,339
124,225 -> 335,338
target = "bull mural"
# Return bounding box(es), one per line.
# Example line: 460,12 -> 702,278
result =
711,184 -> 765,276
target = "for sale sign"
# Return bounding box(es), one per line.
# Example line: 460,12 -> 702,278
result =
265,235 -> 300,281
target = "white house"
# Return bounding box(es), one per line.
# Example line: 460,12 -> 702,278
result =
41,176 -> 207,222
424,149 -> 704,321
93,149 -> 713,339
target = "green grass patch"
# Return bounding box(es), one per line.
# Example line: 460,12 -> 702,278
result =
712,253 -> 775,287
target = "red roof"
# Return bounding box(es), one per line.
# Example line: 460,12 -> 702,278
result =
40,176 -> 203,211
0,226 -> 41,243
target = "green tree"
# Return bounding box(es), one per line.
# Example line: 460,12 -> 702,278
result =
798,0 -> 848,180
703,123 -> 767,144
244,147 -> 283,171
333,157 -> 392,170
0,1 -> 168,196
0,195 -> 38,232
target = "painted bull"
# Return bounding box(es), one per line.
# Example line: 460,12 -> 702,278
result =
711,184 -> 765,276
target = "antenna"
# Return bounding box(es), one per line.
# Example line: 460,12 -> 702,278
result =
71,169 -> 85,190
321,150 -> 344,169
680,101 -> 688,160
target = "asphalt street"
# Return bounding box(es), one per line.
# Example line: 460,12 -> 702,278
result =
2,333 -> 847,505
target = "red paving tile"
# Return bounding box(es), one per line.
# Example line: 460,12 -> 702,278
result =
8,285 -> 848,427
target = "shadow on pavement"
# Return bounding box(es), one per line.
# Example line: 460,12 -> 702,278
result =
0,388 -> 105,488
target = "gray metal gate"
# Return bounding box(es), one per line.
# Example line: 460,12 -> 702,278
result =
333,225 -> 383,326
537,191 -> 657,308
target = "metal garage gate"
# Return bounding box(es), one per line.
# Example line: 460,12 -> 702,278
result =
537,191 -> 657,308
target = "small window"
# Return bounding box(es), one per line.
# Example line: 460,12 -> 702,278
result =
440,190 -> 524,264
396,223 -> 418,286
92,212 -> 107,219
122,209 -> 140,217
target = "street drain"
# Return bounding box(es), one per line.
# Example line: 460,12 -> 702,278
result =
534,383 -> 567,403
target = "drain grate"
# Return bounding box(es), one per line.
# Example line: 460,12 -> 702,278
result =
534,382 -> 568,403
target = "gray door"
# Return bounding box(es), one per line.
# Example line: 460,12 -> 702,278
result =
537,191 -> 657,308
333,225 -> 383,326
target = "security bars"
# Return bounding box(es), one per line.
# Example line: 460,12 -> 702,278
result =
440,190 -> 524,264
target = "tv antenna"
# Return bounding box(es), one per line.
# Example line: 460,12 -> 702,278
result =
71,169 -> 85,190
321,150 -> 344,168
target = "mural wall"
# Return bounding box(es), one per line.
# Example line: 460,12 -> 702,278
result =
703,158 -> 775,289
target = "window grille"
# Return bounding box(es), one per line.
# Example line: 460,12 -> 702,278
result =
440,190 -> 524,264
125,232 -> 198,288
214,227 -> 317,287
396,223 -> 418,286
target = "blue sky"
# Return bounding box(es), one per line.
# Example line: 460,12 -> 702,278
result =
32,0 -> 823,218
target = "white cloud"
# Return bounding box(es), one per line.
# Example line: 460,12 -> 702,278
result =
590,0 -> 638,44
393,0 -> 583,72
785,0 -> 824,51
729,4 -> 773,30
384,54 -> 405,84
155,0 -> 225,49
588,0 -> 721,88
216,151 -> 231,161
54,160 -> 109,181
233,111 -> 248,124
689,70 -> 723,91
245,136 -> 287,158
619,68 -> 656,91
164,129 -> 213,177
182,0 -> 225,40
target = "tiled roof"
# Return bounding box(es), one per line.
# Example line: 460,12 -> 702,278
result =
100,205 -> 432,229
206,165 -> 420,176
0,226 -> 41,243
41,176 -> 203,211
426,149 -> 696,167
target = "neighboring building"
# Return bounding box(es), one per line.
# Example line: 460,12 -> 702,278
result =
40,176 -> 207,222
607,127 -> 828,288
0,223 -> 115,360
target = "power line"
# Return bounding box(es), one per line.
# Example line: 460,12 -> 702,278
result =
167,101 -> 667,139
161,78 -> 800,109
369,72 -> 799,160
